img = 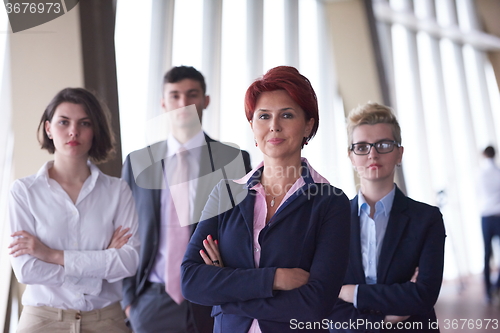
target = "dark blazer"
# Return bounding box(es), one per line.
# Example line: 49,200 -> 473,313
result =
329,187 -> 446,333
121,134 -> 251,333
182,164 -> 351,333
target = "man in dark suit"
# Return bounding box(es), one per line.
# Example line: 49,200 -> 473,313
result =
121,66 -> 251,333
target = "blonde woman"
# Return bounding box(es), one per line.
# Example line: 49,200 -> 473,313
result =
330,102 -> 445,332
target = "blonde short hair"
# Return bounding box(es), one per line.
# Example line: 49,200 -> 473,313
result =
346,102 -> 402,148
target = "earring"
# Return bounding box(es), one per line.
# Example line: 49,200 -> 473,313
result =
254,139 -> 258,147
397,163 -> 402,167
47,133 -> 52,139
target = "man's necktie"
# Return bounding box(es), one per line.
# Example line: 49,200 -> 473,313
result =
165,147 -> 191,304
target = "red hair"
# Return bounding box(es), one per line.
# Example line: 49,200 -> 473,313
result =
244,66 -> 319,142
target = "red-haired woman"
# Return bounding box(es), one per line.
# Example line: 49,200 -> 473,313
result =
181,66 -> 351,332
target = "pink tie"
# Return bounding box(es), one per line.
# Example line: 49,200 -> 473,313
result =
165,147 -> 191,304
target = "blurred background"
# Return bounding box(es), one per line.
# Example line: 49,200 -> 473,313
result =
0,0 -> 499,331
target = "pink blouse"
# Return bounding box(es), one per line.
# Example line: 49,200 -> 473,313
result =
234,158 -> 329,333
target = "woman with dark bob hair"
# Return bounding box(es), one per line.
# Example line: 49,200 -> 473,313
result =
181,66 -> 351,332
329,103 -> 445,332
9,88 -> 140,332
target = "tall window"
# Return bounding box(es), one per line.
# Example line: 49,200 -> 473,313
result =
115,1 -> 153,156
373,0 -> 500,279
171,0 -> 203,71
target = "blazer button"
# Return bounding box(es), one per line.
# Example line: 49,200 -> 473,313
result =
75,313 -> 82,320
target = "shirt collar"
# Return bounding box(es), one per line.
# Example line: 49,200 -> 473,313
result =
87,161 -> 103,186
34,160 -> 104,188
166,130 -> 205,157
358,184 -> 396,217
234,157 -> 330,188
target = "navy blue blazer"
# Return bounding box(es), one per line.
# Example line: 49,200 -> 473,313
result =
182,164 -> 351,333
121,134 -> 251,333
329,187 -> 446,333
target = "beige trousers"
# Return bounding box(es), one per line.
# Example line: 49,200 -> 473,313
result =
17,302 -> 131,333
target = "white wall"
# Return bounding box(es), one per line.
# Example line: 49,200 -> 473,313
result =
10,5 -> 84,179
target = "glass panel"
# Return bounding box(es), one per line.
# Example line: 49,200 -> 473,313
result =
463,45 -> 495,148
219,0 -> 251,152
171,0 -> 203,70
263,0 -> 285,72
485,61 -> 500,148
440,38 -> 483,275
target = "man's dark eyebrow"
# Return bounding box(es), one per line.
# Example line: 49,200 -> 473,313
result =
168,89 -> 201,95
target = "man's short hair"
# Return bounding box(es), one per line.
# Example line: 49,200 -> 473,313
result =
484,146 -> 495,158
163,66 -> 207,94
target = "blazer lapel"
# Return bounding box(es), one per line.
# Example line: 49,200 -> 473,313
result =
238,188 -> 256,237
377,187 -> 409,283
198,134 -> 216,177
349,197 -> 366,283
192,136 -> 215,227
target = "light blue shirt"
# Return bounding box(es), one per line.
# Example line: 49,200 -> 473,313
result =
353,185 -> 396,307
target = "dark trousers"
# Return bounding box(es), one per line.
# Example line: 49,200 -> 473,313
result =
482,215 -> 500,298
128,282 -> 197,333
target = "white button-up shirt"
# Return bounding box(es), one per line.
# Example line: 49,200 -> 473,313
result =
9,161 -> 140,311
358,187 -> 395,284
477,158 -> 500,217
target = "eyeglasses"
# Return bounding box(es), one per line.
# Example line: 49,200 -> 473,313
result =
350,140 -> 400,155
